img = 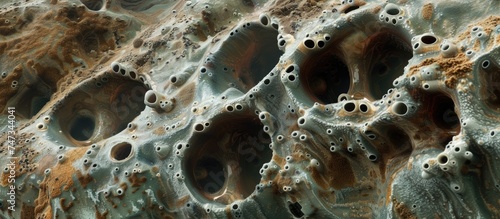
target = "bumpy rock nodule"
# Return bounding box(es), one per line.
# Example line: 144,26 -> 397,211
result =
0,0 -> 499,218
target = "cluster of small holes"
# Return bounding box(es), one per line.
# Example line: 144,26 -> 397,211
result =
379,4 -> 404,25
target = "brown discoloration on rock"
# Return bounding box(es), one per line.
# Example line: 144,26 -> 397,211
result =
34,147 -> 86,217
177,82 -> 196,107
422,3 -> 433,20
458,16 -> 500,42
153,126 -> 166,135
128,173 -> 147,187
270,0 -> 326,34
133,38 -> 143,48
60,198 -> 74,211
409,53 -> 472,88
31,62 -> 62,89
0,5 -> 130,112
76,170 -> 94,189
0,65 -> 23,110
95,207 -> 109,219
321,152 -> 356,190
272,153 -> 286,166
21,204 -> 35,219
393,200 -> 417,219
175,195 -> 190,208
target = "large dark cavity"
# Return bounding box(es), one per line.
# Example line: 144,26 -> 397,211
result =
481,58 -> 500,109
56,75 -> 147,145
212,23 -> 282,92
184,115 -> 272,204
416,91 -> 461,147
301,47 -> 350,104
69,114 -> 95,141
364,32 -> 412,99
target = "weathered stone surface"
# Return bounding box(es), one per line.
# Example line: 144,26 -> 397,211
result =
0,0 -> 499,218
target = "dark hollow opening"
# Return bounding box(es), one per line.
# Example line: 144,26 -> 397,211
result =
194,157 -> 225,194
184,115 -> 272,204
365,32 -> 412,99
438,155 -> 448,164
344,102 -> 355,112
70,115 -> 95,141
215,24 -> 282,92
30,97 -> 50,117
386,8 -> 400,15
301,48 -> 350,104
344,6 -> 359,14
111,143 -> 133,161
431,95 -> 459,130
288,202 -> 305,218
421,35 -> 437,44
304,39 -> 315,49
483,59 -> 500,109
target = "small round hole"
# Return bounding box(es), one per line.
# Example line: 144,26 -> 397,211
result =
386,8 -> 400,15
343,102 -> 355,112
392,102 -> 408,115
359,104 -> 368,112
304,39 -> 315,49
438,155 -> 448,164
482,60 -> 490,69
194,124 -> 204,131
260,15 -> 269,26
317,40 -> 325,48
112,64 -> 120,73
298,118 -> 305,125
421,35 -> 437,44
368,155 -> 377,161
129,71 -> 137,79
111,143 -> 133,161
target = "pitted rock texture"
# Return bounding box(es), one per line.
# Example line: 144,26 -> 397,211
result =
0,0 -> 499,218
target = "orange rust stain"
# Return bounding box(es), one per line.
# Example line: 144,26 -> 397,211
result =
0,157 -> 19,187
457,16 -> 500,42
272,153 -> 286,166
153,127 -> 166,135
0,65 -> 23,110
95,206 -> 109,219
175,195 -> 190,208
76,170 -> 94,189
0,5 -> 130,110
34,147 -> 86,217
409,53 -> 472,88
322,152 -> 356,190
128,173 -> 147,187
60,198 -> 74,211
422,3 -> 433,20
21,204 -> 35,219
308,165 -> 329,189
393,200 -> 417,219
225,204 -> 234,219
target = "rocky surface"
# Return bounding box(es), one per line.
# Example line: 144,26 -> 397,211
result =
0,0 -> 499,218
